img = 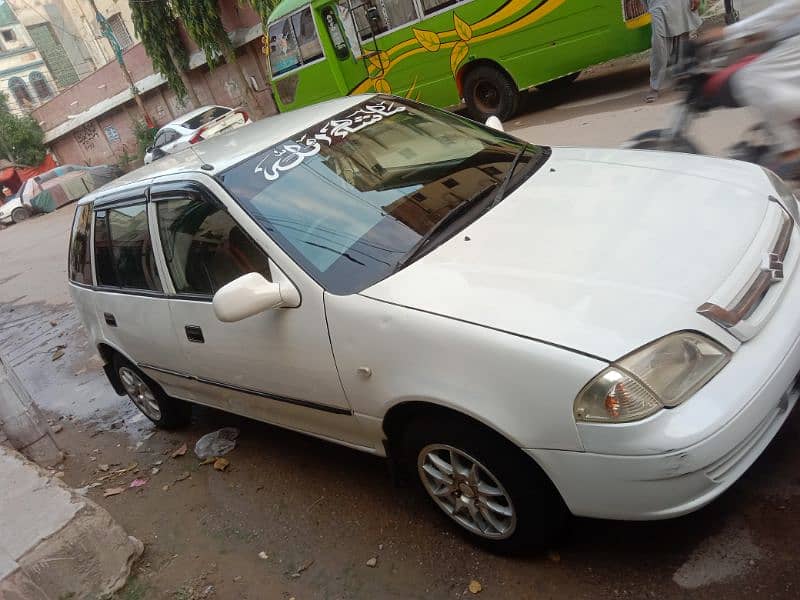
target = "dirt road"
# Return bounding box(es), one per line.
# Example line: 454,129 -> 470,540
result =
2,59 -> 799,599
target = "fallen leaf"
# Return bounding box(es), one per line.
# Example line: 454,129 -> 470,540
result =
213,458 -> 229,471
162,484 -> 170,491
199,457 -> 216,466
258,551 -> 268,560
51,348 -> 65,361
151,459 -> 163,467
104,487 -> 125,497
174,471 -> 190,482
55,471 -> 65,478
51,424 -> 63,434
98,464 -> 110,472
547,550 -> 561,563
366,557 -> 377,568
129,478 -> 148,488
469,580 -> 483,594
171,443 -> 187,458
150,467 -> 160,476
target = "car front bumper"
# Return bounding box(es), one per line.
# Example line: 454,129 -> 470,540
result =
528,244 -> 800,520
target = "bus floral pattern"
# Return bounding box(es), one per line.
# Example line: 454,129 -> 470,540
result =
254,100 -> 406,181
359,0 -> 569,97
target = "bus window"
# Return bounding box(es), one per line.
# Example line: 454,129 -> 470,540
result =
419,0 -> 461,16
351,0 -> 418,40
322,6 -> 349,60
269,7 -> 323,77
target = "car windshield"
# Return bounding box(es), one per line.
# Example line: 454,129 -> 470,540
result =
183,107 -> 230,130
219,98 -> 548,294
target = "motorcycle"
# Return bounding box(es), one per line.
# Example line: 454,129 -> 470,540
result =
625,36 -> 789,174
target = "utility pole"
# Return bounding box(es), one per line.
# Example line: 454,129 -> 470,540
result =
87,0 -> 154,127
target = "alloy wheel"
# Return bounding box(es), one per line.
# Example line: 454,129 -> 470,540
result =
118,366 -> 162,421
418,444 -> 517,539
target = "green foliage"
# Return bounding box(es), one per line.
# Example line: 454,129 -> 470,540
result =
244,0 -> 281,29
132,119 -> 158,159
173,0 -> 232,68
129,0 -> 189,99
0,92 -> 46,166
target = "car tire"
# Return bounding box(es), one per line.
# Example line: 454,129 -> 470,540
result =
463,65 -> 520,123
401,415 -> 566,553
11,207 -> 29,224
113,355 -> 191,429
537,71 -> 581,92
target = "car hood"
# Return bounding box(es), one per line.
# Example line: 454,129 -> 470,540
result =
362,147 -> 774,360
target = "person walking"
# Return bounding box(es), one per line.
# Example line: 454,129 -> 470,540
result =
645,0 -> 702,102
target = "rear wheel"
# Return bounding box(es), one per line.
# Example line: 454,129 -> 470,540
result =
11,207 -> 29,224
401,416 -> 566,553
113,355 -> 191,429
463,65 -> 520,122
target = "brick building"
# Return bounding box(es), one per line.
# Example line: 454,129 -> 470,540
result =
30,1 -> 276,166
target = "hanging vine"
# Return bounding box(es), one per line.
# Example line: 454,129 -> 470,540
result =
244,0 -> 282,31
129,0 -> 190,100
172,0 -> 232,68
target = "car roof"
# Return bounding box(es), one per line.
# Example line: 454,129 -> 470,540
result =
160,105 -> 230,131
80,95 -> 374,206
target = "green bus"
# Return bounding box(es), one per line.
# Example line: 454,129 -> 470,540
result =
266,0 -> 652,120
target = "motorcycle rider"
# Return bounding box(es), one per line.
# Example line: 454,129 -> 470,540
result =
704,1 -> 800,178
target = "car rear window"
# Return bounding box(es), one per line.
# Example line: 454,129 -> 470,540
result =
94,203 -> 162,292
182,107 -> 230,130
68,204 -> 92,284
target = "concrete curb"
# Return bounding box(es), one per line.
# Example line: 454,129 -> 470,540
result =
0,445 -> 143,599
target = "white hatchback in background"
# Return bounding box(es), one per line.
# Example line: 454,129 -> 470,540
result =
68,95 -> 800,551
143,105 -> 251,164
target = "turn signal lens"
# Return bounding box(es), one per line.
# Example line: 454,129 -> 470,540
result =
574,332 -> 731,424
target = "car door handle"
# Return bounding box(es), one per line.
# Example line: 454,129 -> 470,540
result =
104,312 -> 117,327
185,325 -> 205,343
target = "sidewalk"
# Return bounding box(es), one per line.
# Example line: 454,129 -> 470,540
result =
0,444 -> 143,599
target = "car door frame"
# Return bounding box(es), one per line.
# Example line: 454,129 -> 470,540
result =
142,171 -> 371,451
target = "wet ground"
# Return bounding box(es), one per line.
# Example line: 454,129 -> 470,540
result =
3,36 -> 800,597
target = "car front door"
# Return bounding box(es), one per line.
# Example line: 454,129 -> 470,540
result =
146,177 -> 365,447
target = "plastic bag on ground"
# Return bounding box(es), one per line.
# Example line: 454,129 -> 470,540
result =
194,427 -> 239,459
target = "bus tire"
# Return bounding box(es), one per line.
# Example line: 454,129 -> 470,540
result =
463,65 -> 520,123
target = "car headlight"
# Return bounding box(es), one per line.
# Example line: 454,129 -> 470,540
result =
573,332 -> 731,423
764,168 -> 800,224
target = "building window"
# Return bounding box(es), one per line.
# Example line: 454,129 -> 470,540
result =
107,13 -> 133,50
8,77 -> 33,109
1,29 -> 15,42
29,71 -> 52,101
27,22 -> 79,89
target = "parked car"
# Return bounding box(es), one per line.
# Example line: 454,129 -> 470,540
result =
69,95 -> 800,551
144,105 -> 252,165
0,192 -> 29,224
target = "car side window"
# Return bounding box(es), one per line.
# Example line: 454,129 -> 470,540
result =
153,131 -> 167,148
94,203 -> 162,292
68,204 -> 93,284
156,196 -> 271,296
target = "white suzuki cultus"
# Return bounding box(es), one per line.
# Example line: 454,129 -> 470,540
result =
69,96 -> 800,550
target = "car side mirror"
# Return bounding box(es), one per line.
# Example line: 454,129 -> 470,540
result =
485,116 -> 504,132
145,145 -> 153,153
212,272 -> 299,322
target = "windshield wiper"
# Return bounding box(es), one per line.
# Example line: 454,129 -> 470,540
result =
395,184 -> 498,271
486,143 -> 528,211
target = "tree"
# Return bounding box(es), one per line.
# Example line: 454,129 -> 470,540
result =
172,0 -> 265,118
0,92 -> 46,166
247,0 -> 282,27
129,0 -> 200,109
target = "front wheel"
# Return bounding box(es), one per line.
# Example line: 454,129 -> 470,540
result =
402,416 -> 566,553
625,129 -> 700,154
463,65 -> 520,123
11,207 -> 29,224
113,355 -> 191,429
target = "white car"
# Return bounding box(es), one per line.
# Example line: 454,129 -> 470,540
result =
0,195 -> 30,224
143,105 -> 252,165
68,95 -> 800,550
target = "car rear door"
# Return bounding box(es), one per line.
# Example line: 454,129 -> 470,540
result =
146,177 -> 365,447
89,189 -> 192,398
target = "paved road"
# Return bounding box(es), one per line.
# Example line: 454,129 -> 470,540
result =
1,4 -> 798,596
